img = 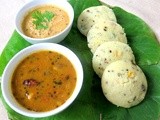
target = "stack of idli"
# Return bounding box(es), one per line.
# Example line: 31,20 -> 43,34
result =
77,5 -> 148,108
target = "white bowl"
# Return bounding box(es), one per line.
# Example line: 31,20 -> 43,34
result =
1,43 -> 83,118
15,0 -> 74,44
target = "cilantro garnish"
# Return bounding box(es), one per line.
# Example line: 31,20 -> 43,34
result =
32,10 -> 54,30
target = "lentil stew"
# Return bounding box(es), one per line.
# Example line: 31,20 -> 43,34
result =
11,50 -> 76,112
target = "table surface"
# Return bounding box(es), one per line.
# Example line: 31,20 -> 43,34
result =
0,0 -> 160,119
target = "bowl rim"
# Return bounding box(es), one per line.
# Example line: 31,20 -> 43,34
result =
15,0 -> 74,42
1,43 -> 83,118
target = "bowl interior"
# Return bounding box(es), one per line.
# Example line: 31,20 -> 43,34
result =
1,43 -> 83,118
15,0 -> 74,43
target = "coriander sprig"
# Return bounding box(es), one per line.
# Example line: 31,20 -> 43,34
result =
32,10 -> 54,30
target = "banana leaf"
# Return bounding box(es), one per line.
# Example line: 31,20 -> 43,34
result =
0,0 -> 160,120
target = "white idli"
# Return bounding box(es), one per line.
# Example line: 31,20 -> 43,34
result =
101,60 -> 147,108
88,20 -> 127,53
77,5 -> 117,36
92,41 -> 135,78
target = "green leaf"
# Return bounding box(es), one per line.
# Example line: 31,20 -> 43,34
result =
0,0 -> 160,120
112,7 -> 160,65
0,31 -> 31,76
32,10 -> 54,30
43,11 -> 54,22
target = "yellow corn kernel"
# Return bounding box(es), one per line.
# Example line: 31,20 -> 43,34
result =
127,71 -> 135,78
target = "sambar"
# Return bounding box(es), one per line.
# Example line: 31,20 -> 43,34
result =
11,50 -> 76,112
